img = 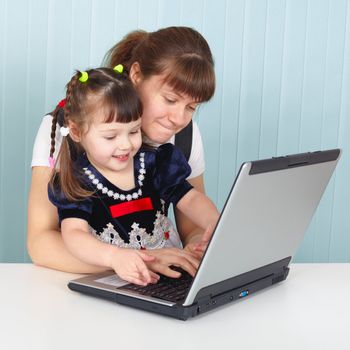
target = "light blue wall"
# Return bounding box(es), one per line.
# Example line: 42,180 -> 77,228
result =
0,0 -> 349,263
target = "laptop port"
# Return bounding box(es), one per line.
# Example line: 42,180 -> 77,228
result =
239,290 -> 249,298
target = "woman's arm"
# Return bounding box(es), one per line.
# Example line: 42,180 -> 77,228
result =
27,166 -> 107,273
176,185 -> 219,237
174,174 -> 207,245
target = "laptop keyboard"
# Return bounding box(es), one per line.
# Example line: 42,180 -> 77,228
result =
121,267 -> 193,303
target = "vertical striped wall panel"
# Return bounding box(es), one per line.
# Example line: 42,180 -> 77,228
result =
1,0 -> 29,262
0,0 -> 349,263
330,0 -> 350,262
0,0 -> 5,260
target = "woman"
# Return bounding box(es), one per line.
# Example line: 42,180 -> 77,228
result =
27,26 -> 216,278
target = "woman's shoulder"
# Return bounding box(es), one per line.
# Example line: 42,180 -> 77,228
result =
35,114 -> 54,138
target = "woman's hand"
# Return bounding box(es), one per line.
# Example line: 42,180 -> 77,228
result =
176,183 -> 220,258
109,248 -> 159,286
145,248 -> 200,278
183,221 -> 217,258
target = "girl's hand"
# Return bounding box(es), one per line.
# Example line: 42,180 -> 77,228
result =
109,248 -> 159,286
145,248 -> 200,278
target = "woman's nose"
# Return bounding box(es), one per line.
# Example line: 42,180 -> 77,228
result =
168,106 -> 189,129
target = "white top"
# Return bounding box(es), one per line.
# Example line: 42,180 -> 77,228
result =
31,115 -> 205,179
0,263 -> 349,350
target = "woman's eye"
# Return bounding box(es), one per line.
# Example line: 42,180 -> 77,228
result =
130,129 -> 140,135
104,136 -> 115,140
164,96 -> 176,104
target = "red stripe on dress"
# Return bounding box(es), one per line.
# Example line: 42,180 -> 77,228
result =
109,197 -> 153,218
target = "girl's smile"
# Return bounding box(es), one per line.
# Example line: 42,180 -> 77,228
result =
112,153 -> 130,162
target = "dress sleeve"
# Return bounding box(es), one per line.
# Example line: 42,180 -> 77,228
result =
153,144 -> 193,206
48,182 -> 93,224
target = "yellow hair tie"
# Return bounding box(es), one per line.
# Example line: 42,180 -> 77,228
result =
113,64 -> 124,74
79,71 -> 89,82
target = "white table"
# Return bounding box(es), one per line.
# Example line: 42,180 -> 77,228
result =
0,263 -> 349,350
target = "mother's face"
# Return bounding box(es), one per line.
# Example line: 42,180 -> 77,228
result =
130,64 -> 199,144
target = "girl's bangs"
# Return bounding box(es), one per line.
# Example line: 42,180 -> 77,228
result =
100,89 -> 142,124
162,57 -> 215,102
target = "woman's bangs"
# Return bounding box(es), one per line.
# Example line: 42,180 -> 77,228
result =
163,57 -> 215,102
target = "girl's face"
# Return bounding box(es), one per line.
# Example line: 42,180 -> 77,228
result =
133,73 -> 199,144
76,116 -> 142,176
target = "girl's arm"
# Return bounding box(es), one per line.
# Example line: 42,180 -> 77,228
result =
27,167 -> 202,277
27,166 -> 107,273
61,217 -> 158,285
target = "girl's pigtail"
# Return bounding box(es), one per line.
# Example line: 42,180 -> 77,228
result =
53,73 -> 93,202
49,99 -> 66,169
48,106 -> 60,169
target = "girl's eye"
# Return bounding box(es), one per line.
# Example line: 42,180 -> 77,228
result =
130,129 -> 140,135
104,136 -> 116,140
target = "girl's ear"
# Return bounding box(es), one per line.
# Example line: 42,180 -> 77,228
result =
129,62 -> 143,86
68,121 -> 81,142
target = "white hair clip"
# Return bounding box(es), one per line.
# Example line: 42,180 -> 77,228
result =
60,126 -> 70,137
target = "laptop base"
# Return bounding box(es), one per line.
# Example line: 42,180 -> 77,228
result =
68,257 -> 290,320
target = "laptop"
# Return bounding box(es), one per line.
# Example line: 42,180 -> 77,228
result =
68,148 -> 341,320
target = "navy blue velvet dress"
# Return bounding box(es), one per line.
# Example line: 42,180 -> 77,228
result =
48,143 -> 193,249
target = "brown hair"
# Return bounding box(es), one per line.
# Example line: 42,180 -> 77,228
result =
49,68 -> 142,202
104,26 -> 215,102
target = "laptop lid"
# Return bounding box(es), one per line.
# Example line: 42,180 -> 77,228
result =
184,149 -> 340,306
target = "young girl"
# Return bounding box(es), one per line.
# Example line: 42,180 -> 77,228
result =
48,67 -> 219,286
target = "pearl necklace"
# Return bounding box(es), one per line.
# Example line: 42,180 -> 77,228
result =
83,152 -> 146,201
